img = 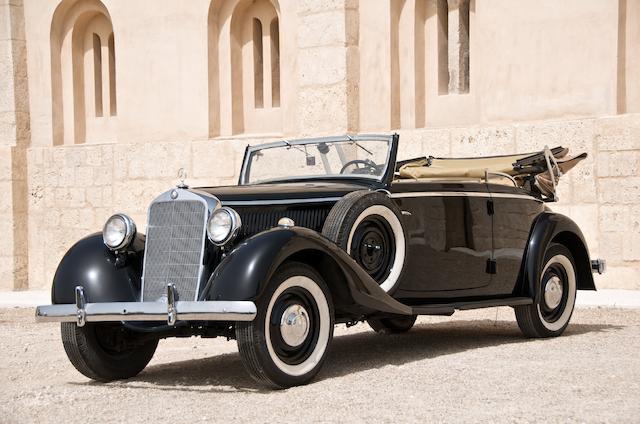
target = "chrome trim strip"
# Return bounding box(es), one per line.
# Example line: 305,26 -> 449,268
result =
491,192 -> 543,202
223,191 -> 541,206
244,134 -> 393,153
35,300 -> 257,324
222,197 -> 342,206
390,191 -> 542,202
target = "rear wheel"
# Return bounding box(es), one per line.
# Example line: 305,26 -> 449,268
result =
61,322 -> 158,382
368,315 -> 417,334
236,262 -> 334,389
515,243 -> 577,338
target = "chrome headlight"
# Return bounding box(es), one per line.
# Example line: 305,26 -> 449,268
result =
103,213 -> 136,251
207,207 -> 241,246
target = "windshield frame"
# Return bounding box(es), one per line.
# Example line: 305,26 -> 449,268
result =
238,134 -> 399,188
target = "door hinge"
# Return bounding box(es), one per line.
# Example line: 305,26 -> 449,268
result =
486,258 -> 497,274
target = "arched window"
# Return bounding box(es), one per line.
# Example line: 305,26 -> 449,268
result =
108,33 -> 116,116
270,17 -> 280,107
209,0 -> 282,136
50,0 -> 117,145
253,18 -> 264,108
92,33 -> 103,117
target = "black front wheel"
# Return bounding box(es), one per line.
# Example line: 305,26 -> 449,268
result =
61,322 -> 158,382
236,262 -> 334,389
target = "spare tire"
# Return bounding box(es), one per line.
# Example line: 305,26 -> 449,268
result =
322,190 -> 407,294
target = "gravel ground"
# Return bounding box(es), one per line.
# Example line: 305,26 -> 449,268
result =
1,307 -> 639,423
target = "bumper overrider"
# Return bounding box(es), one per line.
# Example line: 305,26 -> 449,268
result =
35,284 -> 257,327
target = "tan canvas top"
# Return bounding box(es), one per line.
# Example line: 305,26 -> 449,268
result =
397,151 -> 585,181
398,153 -> 530,180
396,148 -> 587,201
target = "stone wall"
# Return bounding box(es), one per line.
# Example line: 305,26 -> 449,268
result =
25,137 -> 262,288
0,0 -> 29,290
22,113 -> 640,290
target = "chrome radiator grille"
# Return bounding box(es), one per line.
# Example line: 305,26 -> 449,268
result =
142,199 -> 207,302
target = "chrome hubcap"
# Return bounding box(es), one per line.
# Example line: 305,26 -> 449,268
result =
544,276 -> 563,309
279,304 -> 310,347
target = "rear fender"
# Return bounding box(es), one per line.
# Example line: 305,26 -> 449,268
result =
200,227 -> 412,316
522,212 -> 596,301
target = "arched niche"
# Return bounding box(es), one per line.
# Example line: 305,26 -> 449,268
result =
208,0 -> 282,136
390,0 -> 427,130
51,0 -> 117,145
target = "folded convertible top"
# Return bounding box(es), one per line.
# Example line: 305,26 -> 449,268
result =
397,146 -> 587,202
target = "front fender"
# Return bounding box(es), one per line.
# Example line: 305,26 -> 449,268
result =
523,212 -> 596,300
200,227 -> 412,316
51,233 -> 143,304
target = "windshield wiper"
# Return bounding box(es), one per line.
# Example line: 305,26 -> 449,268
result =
281,139 -> 308,155
346,135 -> 373,156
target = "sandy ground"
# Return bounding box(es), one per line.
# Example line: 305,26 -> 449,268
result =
1,307 -> 639,423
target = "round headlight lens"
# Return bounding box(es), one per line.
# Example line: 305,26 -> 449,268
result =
207,207 -> 241,246
103,214 -> 136,250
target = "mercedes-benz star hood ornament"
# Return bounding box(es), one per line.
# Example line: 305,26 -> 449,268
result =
177,167 -> 189,189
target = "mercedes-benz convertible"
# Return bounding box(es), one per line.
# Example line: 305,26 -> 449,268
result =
36,134 -> 605,388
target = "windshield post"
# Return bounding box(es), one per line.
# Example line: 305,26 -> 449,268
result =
237,144 -> 251,186
383,133 -> 400,188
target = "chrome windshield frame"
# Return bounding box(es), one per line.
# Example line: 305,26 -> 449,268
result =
238,134 -> 398,188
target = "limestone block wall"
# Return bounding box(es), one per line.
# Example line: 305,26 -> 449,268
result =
294,0 -> 359,135
25,136 -> 271,288
0,147 -> 28,290
22,113 -> 640,291
0,0 -> 29,290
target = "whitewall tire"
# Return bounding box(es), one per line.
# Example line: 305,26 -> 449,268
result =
235,262 -> 334,388
515,243 -> 577,338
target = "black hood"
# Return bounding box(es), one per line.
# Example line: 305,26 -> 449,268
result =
194,181 -> 370,204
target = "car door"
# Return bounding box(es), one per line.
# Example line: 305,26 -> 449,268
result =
487,183 -> 546,295
391,181 -> 493,297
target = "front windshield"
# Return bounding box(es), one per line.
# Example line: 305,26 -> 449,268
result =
241,136 -> 392,185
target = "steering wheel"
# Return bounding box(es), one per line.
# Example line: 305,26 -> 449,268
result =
340,159 -> 379,175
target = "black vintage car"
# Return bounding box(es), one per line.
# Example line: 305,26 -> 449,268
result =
36,134 -> 605,388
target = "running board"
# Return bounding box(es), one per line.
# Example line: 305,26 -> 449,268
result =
411,297 -> 533,316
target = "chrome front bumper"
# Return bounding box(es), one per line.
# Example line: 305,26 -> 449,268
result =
35,285 -> 256,327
